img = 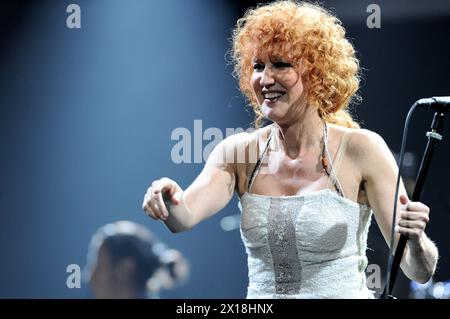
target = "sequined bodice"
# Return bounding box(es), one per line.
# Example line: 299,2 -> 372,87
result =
239,189 -> 373,298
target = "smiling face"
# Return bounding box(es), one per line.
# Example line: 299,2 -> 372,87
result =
250,53 -> 308,125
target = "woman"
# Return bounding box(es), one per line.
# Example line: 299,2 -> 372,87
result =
142,1 -> 438,298
84,221 -> 189,298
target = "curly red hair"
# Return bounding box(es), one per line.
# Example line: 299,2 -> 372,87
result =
231,1 -> 361,128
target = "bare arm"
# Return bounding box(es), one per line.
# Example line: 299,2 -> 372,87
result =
143,133 -> 246,233
353,129 -> 438,283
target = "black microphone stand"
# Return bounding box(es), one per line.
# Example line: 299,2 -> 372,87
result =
381,111 -> 446,299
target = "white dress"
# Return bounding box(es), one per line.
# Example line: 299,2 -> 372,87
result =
238,126 -> 375,299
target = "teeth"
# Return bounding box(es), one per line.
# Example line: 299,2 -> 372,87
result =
263,92 -> 284,99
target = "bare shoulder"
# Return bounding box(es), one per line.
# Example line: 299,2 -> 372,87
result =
326,124 -> 372,155
344,127 -> 397,181
215,124 -> 271,152
223,125 -> 271,146
326,123 -> 394,173
206,124 -> 272,167
206,125 -> 272,195
345,128 -> 391,160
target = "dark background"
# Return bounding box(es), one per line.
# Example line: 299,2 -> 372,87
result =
0,0 -> 448,298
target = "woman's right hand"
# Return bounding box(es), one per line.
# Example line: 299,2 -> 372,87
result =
142,177 -> 183,221
141,133 -> 243,231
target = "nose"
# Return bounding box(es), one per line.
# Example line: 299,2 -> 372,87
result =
260,66 -> 275,87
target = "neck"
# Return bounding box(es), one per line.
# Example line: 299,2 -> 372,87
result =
274,107 -> 324,159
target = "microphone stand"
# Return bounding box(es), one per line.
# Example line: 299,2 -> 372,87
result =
381,111 -> 446,298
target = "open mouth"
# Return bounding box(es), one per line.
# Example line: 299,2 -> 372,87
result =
262,92 -> 285,102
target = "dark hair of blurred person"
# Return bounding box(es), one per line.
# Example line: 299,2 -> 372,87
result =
84,220 -> 189,299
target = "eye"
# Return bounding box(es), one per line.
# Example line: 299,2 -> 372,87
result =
252,62 -> 264,72
273,61 -> 292,69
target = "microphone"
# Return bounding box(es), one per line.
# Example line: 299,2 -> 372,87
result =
416,96 -> 450,112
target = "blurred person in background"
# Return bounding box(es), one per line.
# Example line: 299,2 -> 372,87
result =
84,220 -> 189,299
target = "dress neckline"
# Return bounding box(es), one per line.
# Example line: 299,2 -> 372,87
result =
247,124 -> 350,199
240,188 -> 370,209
